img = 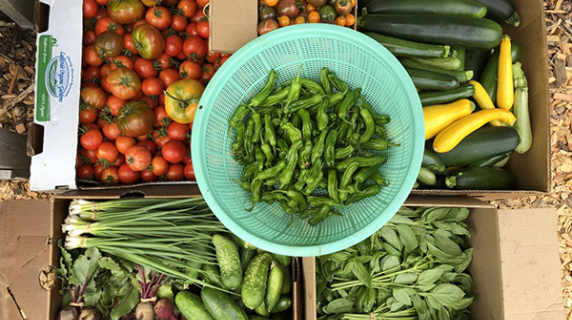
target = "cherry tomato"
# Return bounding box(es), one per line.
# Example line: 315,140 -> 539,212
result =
184,162 -> 195,180
83,45 -> 104,67
122,33 -> 138,56
107,67 -> 142,100
154,53 -> 175,70
125,145 -> 152,171
154,134 -> 172,148
134,58 -> 159,79
77,164 -> 95,180
179,60 -> 202,80
114,153 -> 126,167
80,129 -> 103,150
154,106 -> 171,127
191,9 -> 207,23
118,163 -> 141,184
196,20 -> 209,39
140,96 -> 159,109
185,22 -> 199,37
84,0 -> 99,18
93,163 -> 104,181
97,142 -> 119,163
167,122 -> 189,141
182,147 -> 192,164
103,122 -> 122,140
81,86 -> 107,109
81,148 -> 99,164
137,139 -> 157,154
84,30 -> 97,46
79,107 -> 98,125
159,68 -> 179,87
166,163 -> 184,181
145,6 -> 172,30
102,167 -> 120,185
171,14 -> 188,32
178,0 -> 197,18
214,55 -> 230,69
183,36 -> 207,59
101,64 -> 112,77
162,140 -> 186,163
95,16 -> 126,36
141,77 -> 164,97
201,63 -> 215,85
151,156 -> 169,176
345,13 -> 355,27
116,136 -> 136,154
141,169 -> 158,182
165,35 -> 183,57
107,95 -> 126,116
206,51 -> 221,64
110,56 -> 134,71
83,66 -> 101,84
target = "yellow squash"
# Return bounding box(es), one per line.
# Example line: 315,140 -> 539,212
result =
497,35 -> 514,110
433,109 -> 516,153
423,99 -> 475,140
469,80 -> 503,126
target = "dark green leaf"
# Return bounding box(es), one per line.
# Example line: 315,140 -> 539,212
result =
325,298 -> 354,314
70,247 -> 102,288
423,208 -> 450,223
351,259 -> 372,288
454,249 -> 473,273
435,233 -> 463,257
418,268 -> 445,286
82,279 -> 102,308
110,285 -> 140,320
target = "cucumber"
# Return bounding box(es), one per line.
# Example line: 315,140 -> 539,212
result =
366,33 -> 450,59
365,0 -> 487,17
401,58 -> 472,83
471,152 -> 511,167
176,291 -> 215,320
212,234 -> 243,290
412,56 -> 462,71
278,264 -> 292,294
232,234 -> 258,251
446,167 -> 517,190
419,84 -> 475,106
271,296 -> 292,313
479,41 -> 520,101
266,262 -> 284,312
465,50 -> 491,80
255,301 -> 271,317
240,248 -> 257,273
203,263 -> 225,289
270,253 -> 291,267
422,148 -> 446,174
201,287 -> 249,320
359,14 -> 503,50
406,69 -> 459,91
242,253 -> 272,309
418,167 -> 437,186
474,0 -> 520,26
436,126 -> 519,167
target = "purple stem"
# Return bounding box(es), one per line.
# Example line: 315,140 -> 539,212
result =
150,273 -> 164,297
137,265 -> 149,299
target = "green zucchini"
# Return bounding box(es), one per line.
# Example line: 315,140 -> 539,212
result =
474,0 -> 520,26
266,262 -> 284,312
406,69 -> 459,91
365,0 -> 487,17
271,296 -> 292,313
201,287 -> 249,320
212,234 -> 243,290
454,48 -> 466,71
412,56 -> 462,71
465,50 -> 491,80
359,14 -> 503,50
479,41 -> 520,101
401,58 -> 473,83
513,62 -> 532,154
278,264 -> 292,295
270,253 -> 291,267
422,148 -> 446,174
366,33 -> 450,58
446,167 -> 517,190
242,253 -> 272,309
437,126 -> 519,167
419,84 -> 475,106
418,167 -> 437,186
494,155 -> 511,168
202,263 -> 225,289
240,248 -> 257,274
176,291 -> 215,320
470,152 -> 511,167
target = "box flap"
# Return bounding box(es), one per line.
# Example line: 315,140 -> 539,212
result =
31,0 -> 83,191
57,184 -> 202,199
497,208 -> 564,320
405,195 -> 493,208
0,200 -> 54,320
210,0 -> 257,53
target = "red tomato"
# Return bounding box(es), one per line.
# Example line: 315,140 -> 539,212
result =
167,122 -> 189,141
116,101 -> 155,137
83,0 -> 99,18
141,77 -> 164,97
141,169 -> 158,182
95,0 -> 109,5
95,16 -> 126,36
202,63 -> 215,85
137,139 -> 157,154
101,76 -> 112,93
185,22 -> 199,37
176,50 -> 187,61
182,147 -> 192,164
166,163 -> 184,180
77,164 -> 95,180
125,145 -> 152,171
154,134 -> 172,148
107,95 -> 126,116
81,86 -> 107,109
171,14 -> 188,32
83,45 -> 104,67
84,30 -> 97,46
102,167 -> 120,185
122,33 -> 138,56
107,67 -> 142,100
116,136 -> 136,154
197,0 -> 209,7
165,35 -> 183,57
101,64 -> 112,77
103,122 -> 122,140
83,66 -> 101,84
97,142 -> 119,162
154,106 -> 171,127
94,163 -> 104,181
191,9 -> 207,23
141,96 -> 159,109
196,20 -> 209,39
79,107 -> 98,125
214,55 -> 229,69
206,51 -> 221,64
151,156 -> 169,176
162,140 -> 186,163
184,162 -> 195,180
159,68 -> 179,87
178,0 -> 197,18
80,129 -> 103,150
81,148 -> 99,164
118,163 -> 141,184
109,55 -> 134,70
183,36 -> 207,59
114,153 -> 126,167
108,0 -> 144,24
134,58 -> 159,79
154,53 -> 175,70
159,93 -> 166,106
179,60 -> 202,80
145,6 -> 172,30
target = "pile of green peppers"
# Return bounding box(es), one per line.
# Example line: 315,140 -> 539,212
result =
229,67 -> 397,226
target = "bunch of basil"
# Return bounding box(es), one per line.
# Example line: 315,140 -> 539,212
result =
316,207 -> 475,320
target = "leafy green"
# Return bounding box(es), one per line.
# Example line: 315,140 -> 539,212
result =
98,257 -> 139,320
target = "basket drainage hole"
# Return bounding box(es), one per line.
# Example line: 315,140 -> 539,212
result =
199,105 -> 204,110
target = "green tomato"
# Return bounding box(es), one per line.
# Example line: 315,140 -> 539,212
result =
318,5 -> 337,24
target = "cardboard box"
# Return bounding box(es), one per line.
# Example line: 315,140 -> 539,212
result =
210,0 -> 359,54
302,196 -> 565,320
0,196 -> 303,320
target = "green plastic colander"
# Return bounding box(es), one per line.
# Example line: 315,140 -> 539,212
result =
192,24 -> 423,257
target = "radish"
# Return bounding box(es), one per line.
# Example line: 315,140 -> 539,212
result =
135,302 -> 155,320
57,306 -> 78,320
78,308 -> 102,320
154,298 -> 177,320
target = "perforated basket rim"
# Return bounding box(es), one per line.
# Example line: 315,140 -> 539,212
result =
192,24 -> 424,256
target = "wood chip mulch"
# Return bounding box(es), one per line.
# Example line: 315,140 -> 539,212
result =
1,0 -> 572,316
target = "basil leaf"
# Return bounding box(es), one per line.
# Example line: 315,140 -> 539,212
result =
435,233 -> 463,257
423,208 -> 450,223
455,249 -> 473,273
396,224 -> 418,253
424,284 -> 465,310
394,273 -> 418,285
351,259 -> 372,288
418,268 -> 445,285
380,255 -> 400,272
393,288 -> 412,306
380,227 -> 403,251
325,298 -> 354,314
